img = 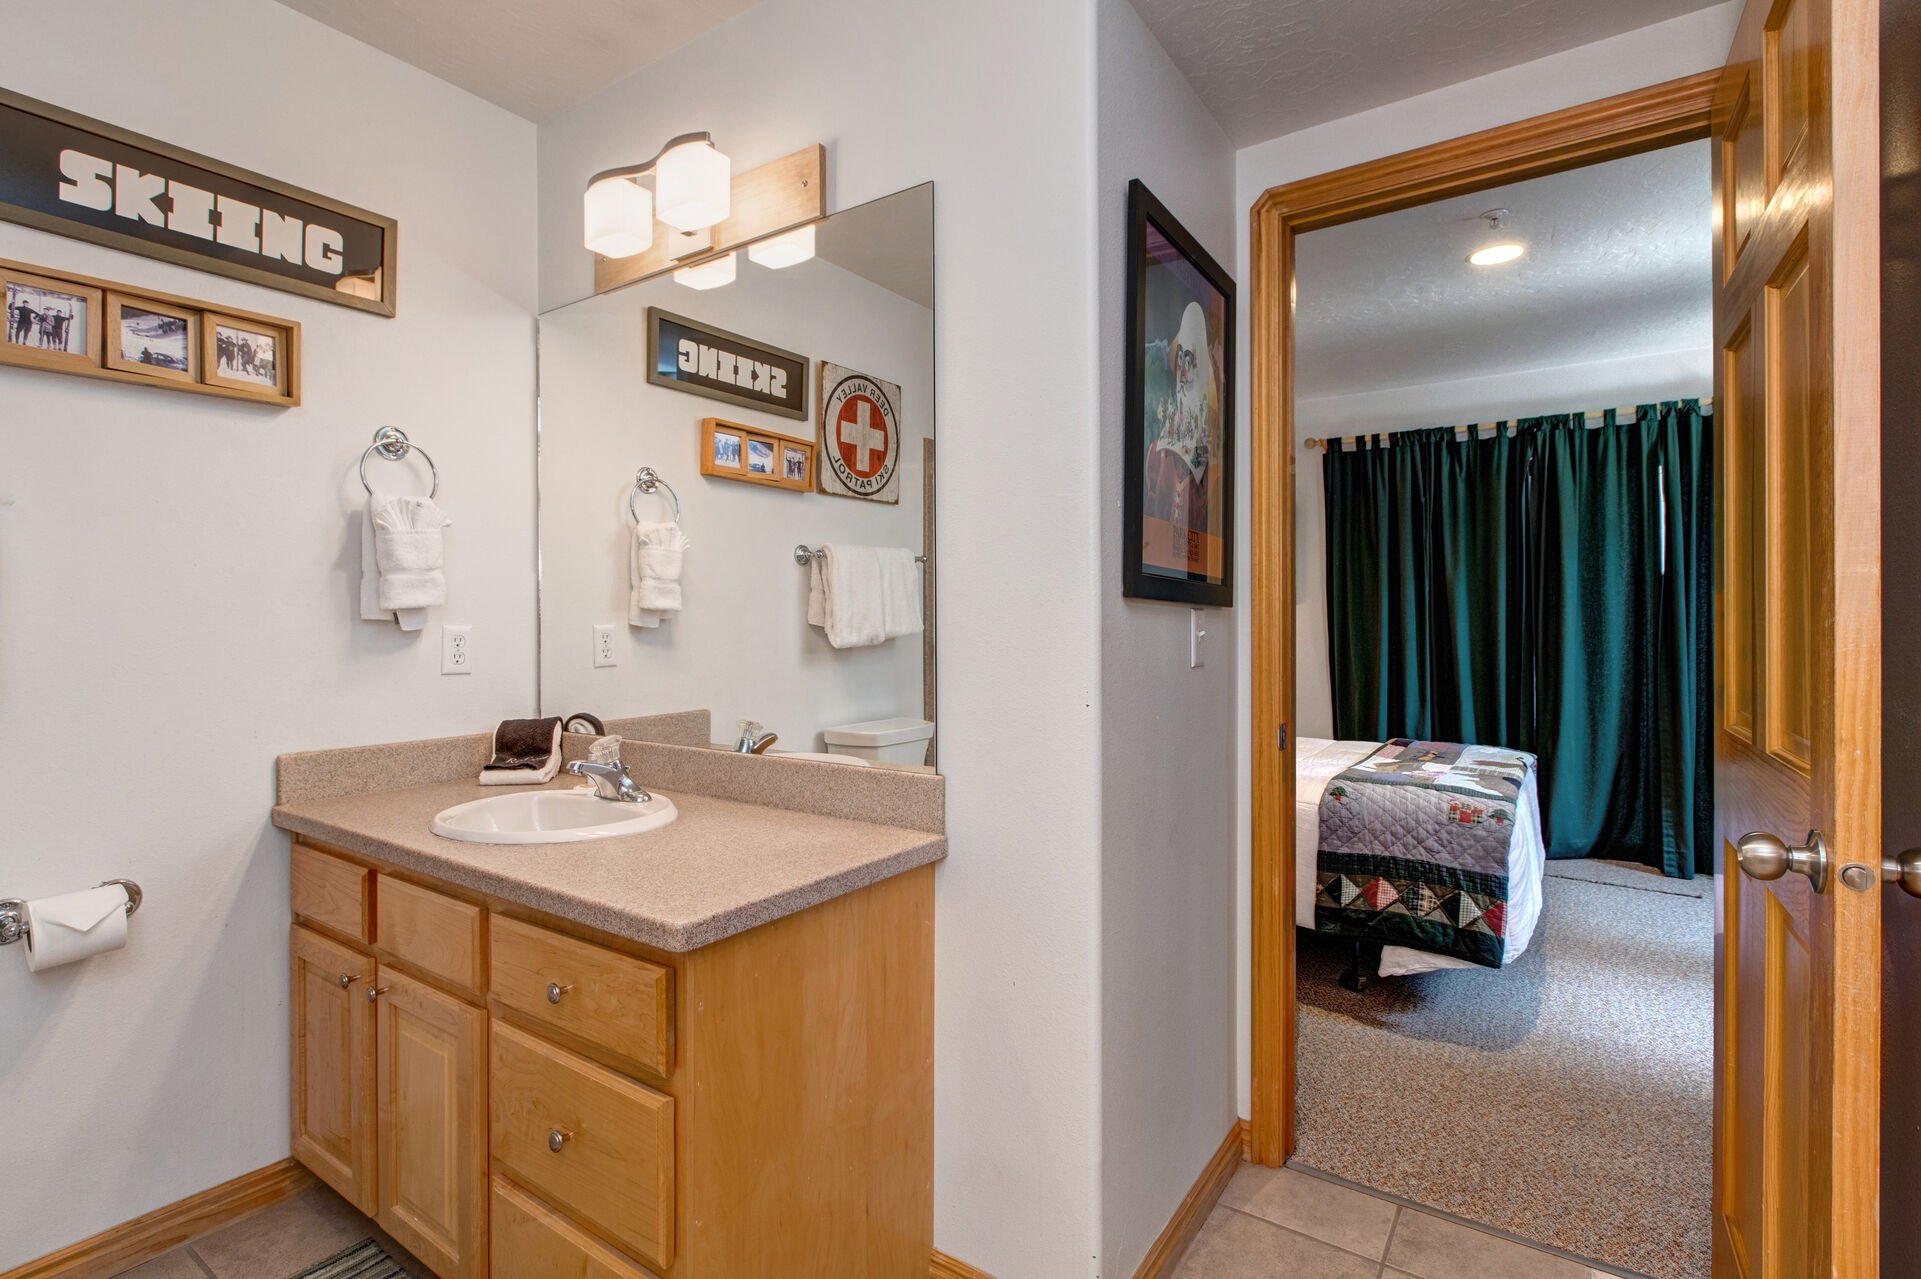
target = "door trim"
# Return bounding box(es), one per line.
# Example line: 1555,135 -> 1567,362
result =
1245,70 -> 1720,1166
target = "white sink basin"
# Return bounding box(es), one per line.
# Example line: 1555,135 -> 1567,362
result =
431,789 -> 678,844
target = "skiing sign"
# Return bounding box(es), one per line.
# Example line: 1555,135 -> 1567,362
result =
817,361 -> 902,503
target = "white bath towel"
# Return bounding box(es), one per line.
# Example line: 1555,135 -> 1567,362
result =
629,521 -> 689,628
359,490 -> 451,631
807,544 -> 922,649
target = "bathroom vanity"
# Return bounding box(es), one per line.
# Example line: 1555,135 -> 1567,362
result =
273,731 -> 942,1279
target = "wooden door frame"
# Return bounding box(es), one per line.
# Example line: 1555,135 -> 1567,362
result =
1245,70 -> 1722,1165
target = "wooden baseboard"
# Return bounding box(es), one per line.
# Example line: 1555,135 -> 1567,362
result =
1130,1119 -> 1249,1279
1,1158 -> 315,1279
930,1249 -> 997,1278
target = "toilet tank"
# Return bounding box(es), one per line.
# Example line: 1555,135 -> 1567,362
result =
822,717 -> 934,766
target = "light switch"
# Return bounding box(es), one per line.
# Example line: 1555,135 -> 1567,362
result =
1190,609 -> 1207,669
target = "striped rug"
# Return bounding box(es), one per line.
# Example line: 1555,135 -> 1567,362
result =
288,1239 -> 409,1279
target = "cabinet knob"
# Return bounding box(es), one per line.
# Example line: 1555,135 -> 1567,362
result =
546,981 -> 572,1005
547,1127 -> 572,1153
337,973 -> 360,990
365,985 -> 389,1003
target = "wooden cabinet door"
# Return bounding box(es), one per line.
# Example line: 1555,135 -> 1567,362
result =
1710,0 -> 1882,1272
374,967 -> 489,1279
291,925 -> 376,1215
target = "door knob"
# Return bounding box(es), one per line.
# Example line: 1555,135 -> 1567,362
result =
1735,830 -> 1830,893
1883,849 -> 1921,897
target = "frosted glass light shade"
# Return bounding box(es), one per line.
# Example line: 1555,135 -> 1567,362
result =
747,224 -> 816,269
655,140 -> 731,232
674,252 -> 737,290
1468,242 -> 1526,267
583,177 -> 654,258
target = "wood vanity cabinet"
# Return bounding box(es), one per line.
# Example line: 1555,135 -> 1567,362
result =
287,836 -> 934,1279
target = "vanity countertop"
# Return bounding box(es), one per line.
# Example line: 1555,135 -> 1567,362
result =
272,775 -> 945,952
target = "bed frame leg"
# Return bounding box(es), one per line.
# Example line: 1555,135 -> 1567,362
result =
1339,941 -> 1382,993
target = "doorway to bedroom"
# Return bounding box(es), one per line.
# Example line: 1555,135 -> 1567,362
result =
1276,136 -> 1716,1279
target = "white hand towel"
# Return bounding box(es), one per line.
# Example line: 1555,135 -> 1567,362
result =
807,544 -> 923,649
360,490 -> 450,631
629,521 -> 689,628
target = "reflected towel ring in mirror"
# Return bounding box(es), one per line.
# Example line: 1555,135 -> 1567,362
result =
629,466 -> 681,525
358,426 -> 439,498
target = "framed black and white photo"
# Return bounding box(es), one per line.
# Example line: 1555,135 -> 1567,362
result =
647,307 -> 807,419
1,265 -> 99,372
104,291 -> 196,383
202,311 -> 294,401
0,88 -> 397,316
1123,179 -> 1235,606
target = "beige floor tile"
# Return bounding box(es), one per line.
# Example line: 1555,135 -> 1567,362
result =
1173,1205 -> 1379,1279
1386,1208 -> 1588,1279
188,1187 -> 383,1279
112,1249 -> 209,1279
1220,1164 -> 1399,1260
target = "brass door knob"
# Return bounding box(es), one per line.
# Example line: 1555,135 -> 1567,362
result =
1735,830 -> 1830,893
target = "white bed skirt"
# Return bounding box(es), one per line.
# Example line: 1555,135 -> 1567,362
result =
1294,737 -> 1546,977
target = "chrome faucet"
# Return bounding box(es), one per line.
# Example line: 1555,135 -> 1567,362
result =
734,720 -> 778,754
567,759 -> 651,803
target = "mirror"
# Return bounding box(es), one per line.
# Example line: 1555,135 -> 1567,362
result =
537,183 -> 936,769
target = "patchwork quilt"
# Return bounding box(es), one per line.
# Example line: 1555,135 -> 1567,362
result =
1315,738 -> 1535,968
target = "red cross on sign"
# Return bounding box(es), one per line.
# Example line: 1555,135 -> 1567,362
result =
818,364 -> 901,501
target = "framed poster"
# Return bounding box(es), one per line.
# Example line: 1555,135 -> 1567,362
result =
1123,179 -> 1235,606
646,307 -> 807,418
817,361 -> 901,504
0,89 -> 396,316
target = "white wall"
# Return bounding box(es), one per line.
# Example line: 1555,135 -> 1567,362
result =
539,1 -> 1108,1272
1291,347 -> 1712,739
1094,0 -> 1240,1271
0,0 -> 538,1266
1229,2 -> 1741,1115
538,255 -> 932,749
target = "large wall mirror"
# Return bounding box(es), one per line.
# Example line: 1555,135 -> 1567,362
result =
537,183 -> 937,769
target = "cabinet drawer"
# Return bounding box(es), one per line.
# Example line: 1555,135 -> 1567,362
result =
491,1177 -> 660,1279
490,915 -> 671,1080
377,876 -> 486,996
291,843 -> 372,944
490,1021 -> 675,1271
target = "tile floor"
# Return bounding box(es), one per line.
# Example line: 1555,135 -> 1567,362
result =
112,1184 -> 430,1279
1174,1163 -> 1633,1279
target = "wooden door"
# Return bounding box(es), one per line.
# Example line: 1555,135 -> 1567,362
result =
1710,0 -> 1881,1273
374,967 -> 490,1279
291,925 -> 377,1214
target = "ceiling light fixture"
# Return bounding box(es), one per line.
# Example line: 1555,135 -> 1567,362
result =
581,131 -> 732,260
747,224 -> 816,269
674,252 -> 737,291
1467,208 -> 1525,268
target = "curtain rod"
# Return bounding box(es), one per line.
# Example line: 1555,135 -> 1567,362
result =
1303,395 -> 1714,451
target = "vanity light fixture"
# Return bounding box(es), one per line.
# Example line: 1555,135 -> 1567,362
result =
581,132 -> 732,259
1467,208 -> 1525,267
674,252 -> 737,291
746,224 -> 816,269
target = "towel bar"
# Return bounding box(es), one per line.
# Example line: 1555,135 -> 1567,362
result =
0,879 -> 142,947
359,426 -> 439,497
794,544 -> 928,566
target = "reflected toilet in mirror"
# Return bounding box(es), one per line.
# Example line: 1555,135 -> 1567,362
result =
538,183 -> 936,769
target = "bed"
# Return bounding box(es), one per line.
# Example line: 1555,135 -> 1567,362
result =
1295,737 -> 1546,979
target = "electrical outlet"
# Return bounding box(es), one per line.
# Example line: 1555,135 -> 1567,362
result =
441,625 -> 472,675
593,624 -> 617,668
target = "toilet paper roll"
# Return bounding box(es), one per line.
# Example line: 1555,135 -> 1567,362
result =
23,884 -> 129,973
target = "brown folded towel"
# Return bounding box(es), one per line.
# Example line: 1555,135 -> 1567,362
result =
479,717 -> 564,785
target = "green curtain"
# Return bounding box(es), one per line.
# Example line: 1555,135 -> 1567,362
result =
1323,401 -> 1713,876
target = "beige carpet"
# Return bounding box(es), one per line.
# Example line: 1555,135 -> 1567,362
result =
1292,860 -> 1713,1279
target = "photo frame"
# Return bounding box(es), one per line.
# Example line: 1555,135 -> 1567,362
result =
0,264 -> 101,373
201,311 -> 295,401
1122,179 -> 1235,606
698,417 -> 813,493
103,291 -> 197,383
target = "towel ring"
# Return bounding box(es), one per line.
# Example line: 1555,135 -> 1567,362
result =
359,426 -> 439,498
629,466 -> 681,525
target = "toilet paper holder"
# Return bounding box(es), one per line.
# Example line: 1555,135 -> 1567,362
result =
0,880 -> 142,947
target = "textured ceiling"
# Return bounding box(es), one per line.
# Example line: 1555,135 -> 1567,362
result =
276,0 -> 758,120
1292,141 -> 1712,402
1130,0 -> 1724,145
